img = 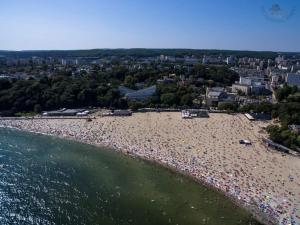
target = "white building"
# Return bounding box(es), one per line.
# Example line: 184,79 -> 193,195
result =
233,76 -> 266,95
61,59 -> 67,66
184,56 -> 198,64
275,55 -> 285,64
226,56 -> 236,65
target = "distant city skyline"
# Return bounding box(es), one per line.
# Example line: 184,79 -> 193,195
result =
0,0 -> 299,52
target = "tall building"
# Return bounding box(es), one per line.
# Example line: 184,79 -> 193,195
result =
286,73 -> 300,88
61,59 -> 67,66
226,56 -> 236,65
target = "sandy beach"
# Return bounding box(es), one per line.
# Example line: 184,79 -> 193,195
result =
1,112 -> 299,225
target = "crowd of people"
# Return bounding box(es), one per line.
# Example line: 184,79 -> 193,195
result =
1,112 -> 299,225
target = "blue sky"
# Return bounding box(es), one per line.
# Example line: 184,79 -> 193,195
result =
0,0 -> 299,51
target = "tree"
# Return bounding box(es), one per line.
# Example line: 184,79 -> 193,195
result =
128,101 -> 144,111
124,75 -> 136,89
160,93 -> 178,106
34,104 -> 42,113
0,79 -> 12,90
180,94 -> 193,106
218,102 -> 238,111
287,93 -> 300,102
266,125 -> 283,143
275,84 -> 298,102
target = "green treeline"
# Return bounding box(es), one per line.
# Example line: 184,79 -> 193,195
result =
266,85 -> 300,151
238,85 -> 300,152
0,49 -> 285,59
0,64 -> 238,115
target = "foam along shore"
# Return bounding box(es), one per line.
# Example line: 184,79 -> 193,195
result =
1,112 -> 299,225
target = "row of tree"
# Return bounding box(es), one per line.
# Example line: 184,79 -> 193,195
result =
268,85 -> 300,152
0,64 -> 239,115
0,49 -> 281,59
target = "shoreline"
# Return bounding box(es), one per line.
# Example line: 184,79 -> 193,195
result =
1,112 -> 299,225
1,125 -> 271,225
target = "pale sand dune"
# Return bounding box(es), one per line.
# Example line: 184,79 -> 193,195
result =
1,112 -> 300,225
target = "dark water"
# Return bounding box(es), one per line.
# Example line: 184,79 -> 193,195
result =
0,128 -> 262,225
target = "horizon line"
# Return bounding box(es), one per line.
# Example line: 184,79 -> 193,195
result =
0,48 -> 299,54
